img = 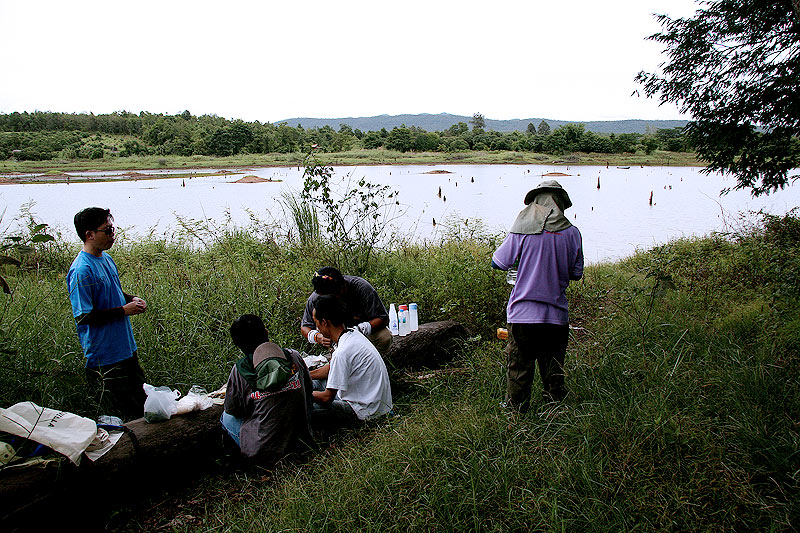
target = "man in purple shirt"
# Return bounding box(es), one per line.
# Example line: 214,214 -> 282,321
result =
492,180 -> 583,411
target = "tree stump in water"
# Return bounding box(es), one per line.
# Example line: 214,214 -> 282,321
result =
0,320 -> 469,524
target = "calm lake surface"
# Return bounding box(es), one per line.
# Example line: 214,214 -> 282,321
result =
1,164 -> 798,264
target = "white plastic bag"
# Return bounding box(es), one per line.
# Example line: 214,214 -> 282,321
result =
143,383 -> 180,423
302,353 -> 329,370
175,385 -> 214,415
0,402 -> 96,464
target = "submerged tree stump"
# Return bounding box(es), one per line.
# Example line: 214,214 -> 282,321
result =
0,320 -> 469,524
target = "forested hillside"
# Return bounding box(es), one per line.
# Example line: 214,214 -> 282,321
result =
0,110 -> 690,161
278,113 -> 689,135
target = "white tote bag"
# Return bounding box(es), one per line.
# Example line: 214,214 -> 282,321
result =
0,402 -> 97,465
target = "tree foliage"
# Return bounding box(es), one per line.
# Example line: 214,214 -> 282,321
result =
300,151 -> 403,272
636,0 -> 800,195
537,120 -> 551,136
470,113 -> 486,131
0,207 -> 56,295
0,110 -> 691,160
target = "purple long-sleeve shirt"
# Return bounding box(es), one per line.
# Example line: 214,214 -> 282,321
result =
492,227 -> 584,325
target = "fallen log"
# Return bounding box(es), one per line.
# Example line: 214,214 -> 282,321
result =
385,320 -> 470,371
0,320 -> 470,525
0,405 -> 227,527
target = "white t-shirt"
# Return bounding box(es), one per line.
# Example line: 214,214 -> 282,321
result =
327,329 -> 392,420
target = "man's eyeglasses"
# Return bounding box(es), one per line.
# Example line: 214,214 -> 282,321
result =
94,225 -> 115,235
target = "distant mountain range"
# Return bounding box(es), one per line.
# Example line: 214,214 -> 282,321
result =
275,113 -> 688,135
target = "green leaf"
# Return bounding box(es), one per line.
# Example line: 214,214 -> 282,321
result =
31,234 -> 55,243
0,255 -> 21,266
32,223 -> 49,233
0,275 -> 10,294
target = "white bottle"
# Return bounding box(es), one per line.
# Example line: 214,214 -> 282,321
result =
506,268 -> 517,285
409,302 -> 419,331
398,305 -> 410,336
389,303 -> 399,336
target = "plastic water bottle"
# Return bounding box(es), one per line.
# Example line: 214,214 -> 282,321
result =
398,305 -> 410,336
409,303 -> 419,331
388,304 -> 399,336
506,269 -> 517,285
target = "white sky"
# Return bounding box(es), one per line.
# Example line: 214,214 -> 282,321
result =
0,0 -> 699,124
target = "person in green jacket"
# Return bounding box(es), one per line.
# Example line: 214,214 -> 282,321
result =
221,314 -> 315,465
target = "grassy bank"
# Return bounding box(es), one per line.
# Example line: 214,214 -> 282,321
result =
1,209 -> 798,530
0,216 -> 508,415
0,148 -> 702,176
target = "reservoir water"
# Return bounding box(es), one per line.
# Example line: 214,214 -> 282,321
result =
1,164 -> 798,264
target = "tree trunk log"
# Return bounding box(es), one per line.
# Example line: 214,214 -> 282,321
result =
0,405 -> 227,524
385,320 -> 471,371
0,320 -> 470,524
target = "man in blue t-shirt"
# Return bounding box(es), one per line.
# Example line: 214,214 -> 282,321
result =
67,207 -> 148,421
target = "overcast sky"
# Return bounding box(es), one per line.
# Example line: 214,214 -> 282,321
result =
0,0 -> 700,124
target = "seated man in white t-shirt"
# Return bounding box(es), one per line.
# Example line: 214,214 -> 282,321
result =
310,295 -> 393,432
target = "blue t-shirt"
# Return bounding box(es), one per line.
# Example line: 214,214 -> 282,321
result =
66,251 -> 137,368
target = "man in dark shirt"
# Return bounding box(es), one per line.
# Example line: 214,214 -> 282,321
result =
300,266 -> 392,356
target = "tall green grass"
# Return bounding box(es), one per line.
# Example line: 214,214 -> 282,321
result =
192,211 -> 795,531
281,189 -> 320,247
0,208 -> 508,416
2,209 -> 799,530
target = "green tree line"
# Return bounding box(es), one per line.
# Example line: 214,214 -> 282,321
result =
0,110 -> 690,161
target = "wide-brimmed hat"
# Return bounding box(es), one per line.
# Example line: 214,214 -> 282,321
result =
523,180 -> 572,209
252,341 -> 286,366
